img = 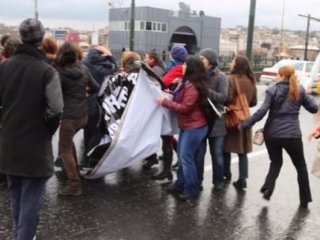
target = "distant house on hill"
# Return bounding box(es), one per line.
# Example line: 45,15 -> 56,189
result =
289,45 -> 319,61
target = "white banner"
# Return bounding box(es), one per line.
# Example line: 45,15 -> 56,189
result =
85,69 -> 178,179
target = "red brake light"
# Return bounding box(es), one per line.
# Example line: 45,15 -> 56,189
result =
262,71 -> 277,77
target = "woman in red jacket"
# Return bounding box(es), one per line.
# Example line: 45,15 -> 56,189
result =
156,56 -> 208,200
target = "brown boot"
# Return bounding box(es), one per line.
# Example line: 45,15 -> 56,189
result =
58,185 -> 82,196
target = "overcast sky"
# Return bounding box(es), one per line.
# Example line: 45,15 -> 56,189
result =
0,0 -> 320,31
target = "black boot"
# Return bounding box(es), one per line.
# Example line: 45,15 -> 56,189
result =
0,174 -> 7,188
233,179 -> 247,189
151,147 -> 173,182
172,162 -> 178,170
260,186 -> 273,201
142,153 -> 158,170
151,170 -> 173,181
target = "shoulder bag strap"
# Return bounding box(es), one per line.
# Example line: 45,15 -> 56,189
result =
233,75 -> 241,95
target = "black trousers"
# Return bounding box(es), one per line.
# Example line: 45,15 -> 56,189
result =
83,115 -> 102,155
263,137 -> 312,203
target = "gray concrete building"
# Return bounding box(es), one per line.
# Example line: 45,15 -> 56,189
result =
108,6 -> 221,56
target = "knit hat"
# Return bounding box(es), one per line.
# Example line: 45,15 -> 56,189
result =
199,48 -> 219,67
121,51 -> 141,69
19,18 -> 45,47
170,46 -> 187,62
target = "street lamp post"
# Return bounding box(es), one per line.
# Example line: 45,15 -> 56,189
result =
129,0 -> 135,51
246,0 -> 256,62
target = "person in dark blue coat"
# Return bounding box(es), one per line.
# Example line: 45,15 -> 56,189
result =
240,65 -> 318,208
82,46 -> 118,165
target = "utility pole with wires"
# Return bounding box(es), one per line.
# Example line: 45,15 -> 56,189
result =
298,14 -> 320,60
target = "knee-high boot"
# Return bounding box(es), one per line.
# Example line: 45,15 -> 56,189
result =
151,147 -> 173,181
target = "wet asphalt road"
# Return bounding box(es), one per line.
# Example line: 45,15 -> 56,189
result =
1,86 -> 320,240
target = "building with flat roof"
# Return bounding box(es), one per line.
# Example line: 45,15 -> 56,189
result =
108,6 -> 221,56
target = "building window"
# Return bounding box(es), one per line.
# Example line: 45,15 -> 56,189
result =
111,20 -> 167,32
146,21 -> 152,31
162,23 -> 167,32
140,21 -> 145,30
124,21 -> 129,31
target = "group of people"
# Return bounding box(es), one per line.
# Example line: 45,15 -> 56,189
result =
0,17 -> 318,240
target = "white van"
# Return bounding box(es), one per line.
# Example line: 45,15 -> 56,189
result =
260,59 -> 314,86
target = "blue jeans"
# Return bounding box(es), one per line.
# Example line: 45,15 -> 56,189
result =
173,125 -> 208,196
195,136 -> 225,184
224,152 -> 248,180
7,175 -> 48,240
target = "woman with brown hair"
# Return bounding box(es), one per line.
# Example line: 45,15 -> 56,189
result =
55,42 -> 97,196
240,65 -> 318,208
40,37 -> 58,65
224,55 -> 257,189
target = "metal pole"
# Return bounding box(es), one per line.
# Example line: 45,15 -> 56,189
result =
280,0 -> 286,54
35,0 -> 39,20
246,0 -> 256,62
304,15 -> 310,60
129,0 -> 135,51
298,14 -> 320,60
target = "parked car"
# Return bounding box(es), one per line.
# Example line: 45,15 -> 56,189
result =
300,53 -> 320,95
259,59 -> 314,86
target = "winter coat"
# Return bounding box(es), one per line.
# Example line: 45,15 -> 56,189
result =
224,74 -> 257,154
162,64 -> 183,89
162,81 -> 207,129
207,67 -> 228,137
0,44 -> 63,177
83,49 -> 118,116
58,63 -> 91,119
151,64 -> 165,79
241,81 -> 318,138
82,49 -> 118,85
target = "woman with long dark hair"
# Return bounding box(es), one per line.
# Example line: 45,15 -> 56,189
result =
240,65 -> 318,207
224,55 -> 257,189
156,56 -> 208,200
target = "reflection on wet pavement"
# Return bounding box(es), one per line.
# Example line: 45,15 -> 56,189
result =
2,122 -> 320,240
1,155 -> 320,240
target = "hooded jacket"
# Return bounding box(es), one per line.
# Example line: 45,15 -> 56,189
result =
83,49 -> 118,115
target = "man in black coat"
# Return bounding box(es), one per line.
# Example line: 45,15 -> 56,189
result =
0,18 -> 63,239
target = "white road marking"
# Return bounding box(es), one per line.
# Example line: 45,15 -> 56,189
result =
204,148 -> 268,172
